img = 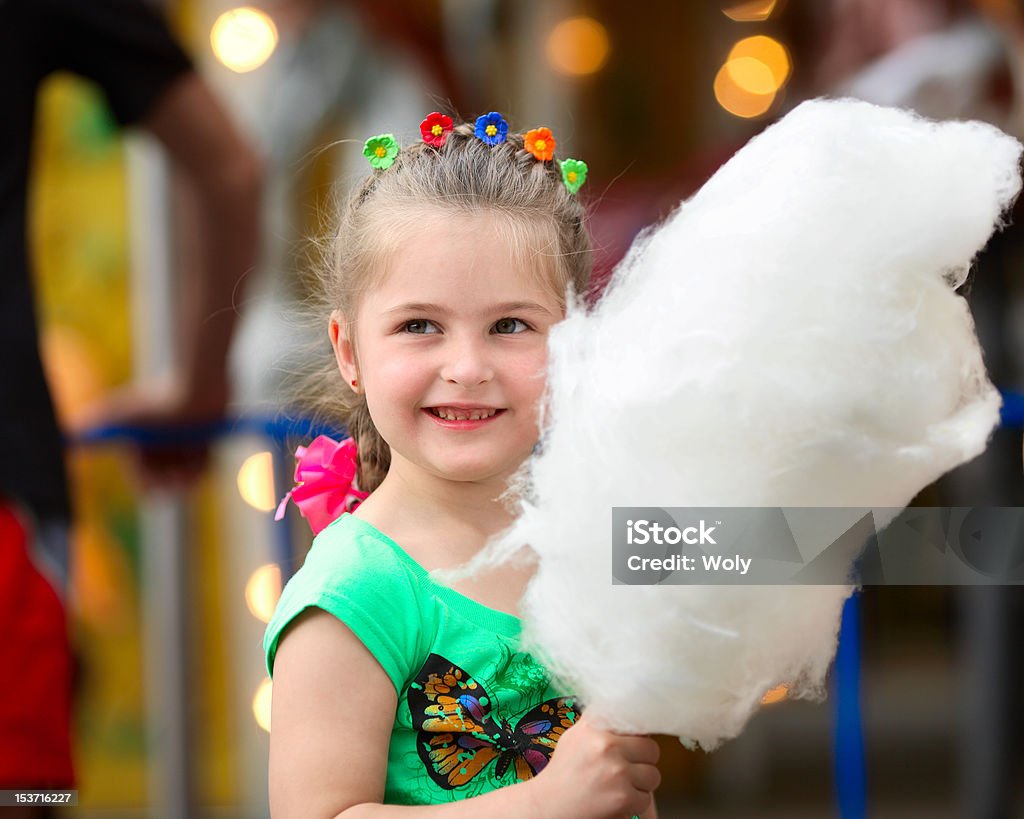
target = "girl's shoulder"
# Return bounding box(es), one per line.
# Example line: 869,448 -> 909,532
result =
303,512 -> 429,586
264,513 -> 432,687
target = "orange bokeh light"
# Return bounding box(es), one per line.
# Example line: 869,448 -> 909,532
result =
546,16 -> 611,77
722,0 -> 783,23
714,62 -> 778,119
728,35 -> 791,91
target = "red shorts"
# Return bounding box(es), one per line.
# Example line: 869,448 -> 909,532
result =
0,504 -> 74,788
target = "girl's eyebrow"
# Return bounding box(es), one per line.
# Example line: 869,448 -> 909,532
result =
383,301 -> 555,316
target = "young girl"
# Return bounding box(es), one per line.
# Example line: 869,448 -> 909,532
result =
264,113 -> 661,818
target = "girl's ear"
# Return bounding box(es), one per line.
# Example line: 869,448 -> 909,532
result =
329,311 -> 360,391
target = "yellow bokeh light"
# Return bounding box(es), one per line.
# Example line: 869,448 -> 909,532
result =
253,678 -> 273,733
210,7 -> 278,73
760,684 -> 789,705
546,16 -> 611,77
245,563 -> 282,623
728,35 -> 791,90
714,62 -> 777,119
726,56 -> 777,96
237,451 -> 277,512
722,0 -> 781,22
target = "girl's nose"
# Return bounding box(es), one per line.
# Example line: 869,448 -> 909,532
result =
440,337 -> 495,387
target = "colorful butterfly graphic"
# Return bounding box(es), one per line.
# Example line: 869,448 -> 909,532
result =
407,653 -> 580,790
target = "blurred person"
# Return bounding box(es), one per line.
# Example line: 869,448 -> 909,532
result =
814,0 -> 1006,121
0,0 -> 261,813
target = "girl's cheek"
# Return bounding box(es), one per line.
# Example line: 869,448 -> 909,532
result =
373,344 -> 422,373
510,349 -> 552,385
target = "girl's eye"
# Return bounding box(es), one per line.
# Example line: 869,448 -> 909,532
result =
493,317 -> 529,334
403,319 -> 439,334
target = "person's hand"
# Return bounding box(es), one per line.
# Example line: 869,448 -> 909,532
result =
68,377 -> 228,491
523,712 -> 661,819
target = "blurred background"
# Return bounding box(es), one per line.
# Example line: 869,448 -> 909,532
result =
24,0 -> 1024,816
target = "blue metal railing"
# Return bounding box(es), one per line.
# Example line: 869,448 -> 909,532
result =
834,595 -> 866,819
72,411 -> 346,577
73,413 -> 345,448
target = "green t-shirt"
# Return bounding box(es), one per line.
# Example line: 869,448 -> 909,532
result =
264,512 -> 581,806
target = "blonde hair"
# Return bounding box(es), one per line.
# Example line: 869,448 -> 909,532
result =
309,120 -> 593,492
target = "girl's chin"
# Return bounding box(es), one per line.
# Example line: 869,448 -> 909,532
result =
431,465 -> 511,484
421,455 -> 526,485
388,442 -> 535,485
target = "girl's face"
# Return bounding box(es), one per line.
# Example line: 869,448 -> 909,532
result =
331,213 -> 565,488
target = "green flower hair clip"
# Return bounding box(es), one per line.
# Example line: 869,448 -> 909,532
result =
364,134 -> 399,170
560,158 -> 588,195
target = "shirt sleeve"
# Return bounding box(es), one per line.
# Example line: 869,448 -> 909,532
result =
263,520 -> 427,695
43,0 -> 193,126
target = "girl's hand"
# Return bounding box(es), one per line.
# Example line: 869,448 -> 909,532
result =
524,712 -> 661,819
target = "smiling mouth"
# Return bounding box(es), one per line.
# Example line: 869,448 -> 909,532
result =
426,407 -> 505,421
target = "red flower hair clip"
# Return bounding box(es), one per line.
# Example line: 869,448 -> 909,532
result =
421,111 -> 454,147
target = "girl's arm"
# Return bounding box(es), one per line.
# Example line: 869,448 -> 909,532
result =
270,609 -> 658,819
268,609 -> 543,818
269,608 -> 389,817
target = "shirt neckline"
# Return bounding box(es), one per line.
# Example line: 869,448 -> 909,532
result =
339,513 -> 523,637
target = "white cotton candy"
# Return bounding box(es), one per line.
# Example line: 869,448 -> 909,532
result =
476,99 -> 1022,748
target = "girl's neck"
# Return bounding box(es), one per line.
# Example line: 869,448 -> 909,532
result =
354,460 -> 518,563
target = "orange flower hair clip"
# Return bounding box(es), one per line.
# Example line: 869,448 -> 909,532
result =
524,127 -> 556,161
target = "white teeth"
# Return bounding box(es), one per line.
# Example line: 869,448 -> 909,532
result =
430,407 -> 498,421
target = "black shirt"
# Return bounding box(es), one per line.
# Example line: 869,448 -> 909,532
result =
0,0 -> 192,520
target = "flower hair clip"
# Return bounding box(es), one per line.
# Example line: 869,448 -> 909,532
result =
560,158 -> 588,195
364,133 -> 399,170
524,127 -> 556,161
475,111 -> 509,145
421,112 -> 454,147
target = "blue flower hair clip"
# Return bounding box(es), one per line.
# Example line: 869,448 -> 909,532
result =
475,112 -> 509,145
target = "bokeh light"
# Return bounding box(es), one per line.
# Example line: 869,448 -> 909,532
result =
253,678 -> 273,733
715,35 -> 790,119
210,7 -> 278,73
721,0 -> 782,22
245,563 -> 282,623
728,35 -> 791,91
726,56 -> 777,96
714,63 -> 777,119
237,451 -> 277,512
546,16 -> 611,77
760,684 -> 789,705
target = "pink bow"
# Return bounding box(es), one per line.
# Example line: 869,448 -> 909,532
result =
275,435 -> 369,534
